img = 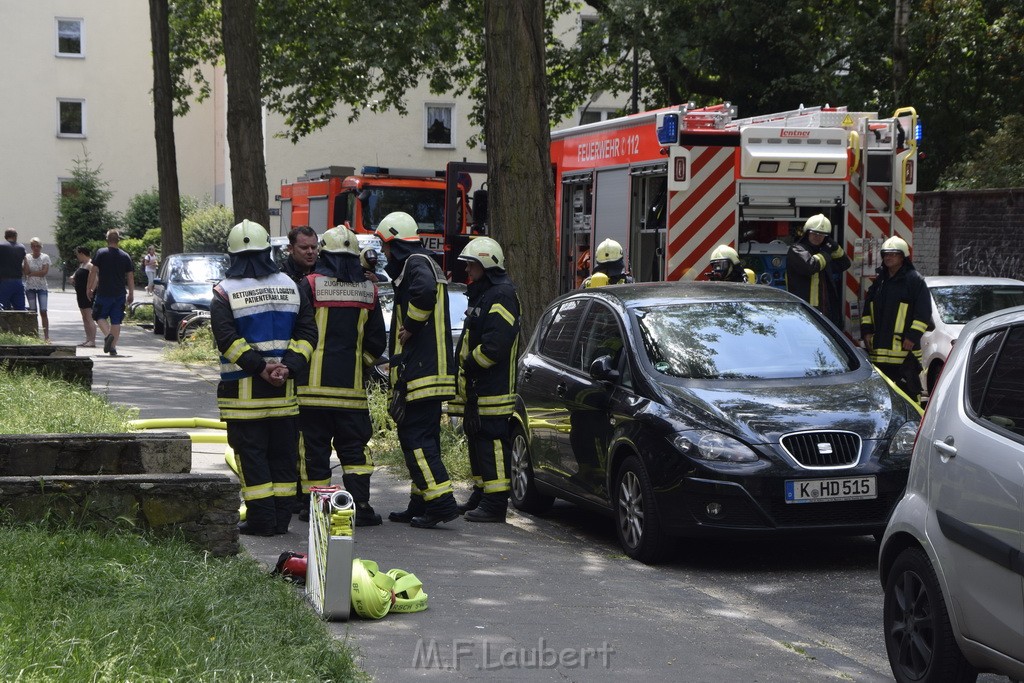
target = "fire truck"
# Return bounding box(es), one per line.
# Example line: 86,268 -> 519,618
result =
550,103 -> 919,333
278,162 -> 487,278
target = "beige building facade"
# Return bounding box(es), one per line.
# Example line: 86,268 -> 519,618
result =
1,2 -> 623,258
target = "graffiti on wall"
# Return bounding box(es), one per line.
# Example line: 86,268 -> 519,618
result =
952,239 -> 1024,280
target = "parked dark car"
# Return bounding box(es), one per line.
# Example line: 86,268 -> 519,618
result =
511,282 -> 921,563
152,253 -> 229,340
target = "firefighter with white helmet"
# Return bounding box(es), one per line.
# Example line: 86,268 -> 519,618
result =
295,226 -> 388,526
582,238 -> 633,288
708,244 -> 756,283
861,235 -> 931,401
786,213 -> 851,327
450,237 -> 521,522
375,211 -> 460,528
211,219 -> 317,536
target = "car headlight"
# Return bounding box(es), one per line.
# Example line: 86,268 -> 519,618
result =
170,303 -> 196,312
887,420 -> 919,458
672,430 -> 759,463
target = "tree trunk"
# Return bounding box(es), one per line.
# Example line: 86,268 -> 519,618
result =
221,0 -> 269,227
148,0 -> 184,256
484,0 -> 556,342
893,0 -> 910,101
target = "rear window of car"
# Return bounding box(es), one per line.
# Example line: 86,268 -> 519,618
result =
538,299 -> 587,366
930,285 -> 1024,325
170,257 -> 227,283
967,325 -> 1024,437
634,300 -> 855,379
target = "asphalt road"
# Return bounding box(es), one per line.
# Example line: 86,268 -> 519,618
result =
38,288 -> 1004,682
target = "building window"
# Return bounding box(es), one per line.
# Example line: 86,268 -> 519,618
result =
425,104 -> 454,148
58,178 -> 78,198
57,99 -> 85,137
56,18 -> 84,57
578,109 -> 617,126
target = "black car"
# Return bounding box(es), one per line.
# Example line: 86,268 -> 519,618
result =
511,282 -> 921,563
152,253 -> 229,340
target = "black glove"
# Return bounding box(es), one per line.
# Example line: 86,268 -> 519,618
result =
821,237 -> 837,253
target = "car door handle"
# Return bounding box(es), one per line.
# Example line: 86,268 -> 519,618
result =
556,382 -> 567,398
933,437 -> 957,458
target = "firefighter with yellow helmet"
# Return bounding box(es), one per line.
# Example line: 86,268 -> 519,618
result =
861,236 -> 931,401
450,236 -> 521,522
582,238 -> 633,288
786,214 -> 851,327
295,226 -> 388,526
375,211 -> 460,528
211,220 -> 317,536
708,244 -> 756,283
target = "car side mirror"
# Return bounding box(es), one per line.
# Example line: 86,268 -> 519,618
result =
153,278 -> 164,286
590,354 -> 620,383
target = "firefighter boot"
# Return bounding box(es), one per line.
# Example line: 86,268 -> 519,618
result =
457,487 -> 483,514
410,493 -> 461,529
238,499 -> 276,536
465,492 -> 509,524
388,495 -> 427,524
275,503 -> 292,535
355,502 -> 383,526
342,474 -> 383,526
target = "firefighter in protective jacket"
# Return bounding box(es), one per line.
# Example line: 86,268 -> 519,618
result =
786,214 -> 851,328
375,211 -> 460,528
708,244 -> 756,283
211,220 -> 317,536
582,238 -> 632,288
450,237 -> 521,522
295,226 -> 388,526
861,236 -> 931,401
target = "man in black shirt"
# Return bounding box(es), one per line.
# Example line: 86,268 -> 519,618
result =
0,228 -> 27,310
86,229 -> 135,355
281,226 -> 318,283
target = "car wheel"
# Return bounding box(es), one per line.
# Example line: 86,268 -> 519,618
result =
153,312 -> 165,336
163,314 -> 178,341
883,547 -> 976,683
927,361 -> 944,396
614,455 -> 668,564
509,425 -> 553,514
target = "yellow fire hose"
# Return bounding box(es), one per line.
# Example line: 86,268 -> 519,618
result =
350,559 -> 428,619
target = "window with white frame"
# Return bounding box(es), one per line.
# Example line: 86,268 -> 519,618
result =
425,104 -> 454,148
578,108 -> 617,126
57,99 -> 86,137
56,18 -> 84,57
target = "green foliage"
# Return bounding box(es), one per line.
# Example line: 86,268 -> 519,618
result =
54,153 -> 119,264
0,365 -> 136,434
183,204 -> 233,253
165,323 -> 219,364
142,227 -> 163,247
0,526 -> 366,681
0,332 -> 45,346
938,114 -> 1024,189
122,188 -> 162,239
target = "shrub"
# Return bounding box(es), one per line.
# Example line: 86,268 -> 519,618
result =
183,204 -> 233,253
54,152 -> 119,263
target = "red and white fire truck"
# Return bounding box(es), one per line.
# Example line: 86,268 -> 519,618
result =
550,103 -> 919,333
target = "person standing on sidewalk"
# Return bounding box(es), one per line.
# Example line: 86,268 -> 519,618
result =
211,220 -> 317,536
281,225 -> 318,283
87,229 -> 134,355
142,245 -> 159,294
450,237 -> 521,523
0,228 -> 27,310
23,238 -> 51,341
72,246 -> 97,347
295,226 -> 388,526
375,211 -> 460,529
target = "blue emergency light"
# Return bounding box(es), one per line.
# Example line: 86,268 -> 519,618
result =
656,113 -> 679,145
914,123 -> 922,141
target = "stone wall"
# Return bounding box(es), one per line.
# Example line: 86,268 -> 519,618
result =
0,355 -> 93,387
0,432 -> 191,476
914,188 -> 1024,278
0,311 -> 38,336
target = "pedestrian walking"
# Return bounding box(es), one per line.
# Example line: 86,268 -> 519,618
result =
861,236 -> 931,402
786,214 -> 851,328
211,220 -> 317,536
294,226 -> 388,526
23,237 -> 51,341
0,228 -> 27,310
375,211 -> 460,529
450,237 -> 521,523
72,246 -> 97,347
86,229 -> 134,355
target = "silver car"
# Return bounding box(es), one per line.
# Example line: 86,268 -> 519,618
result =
920,276 -> 1024,395
879,304 -> 1024,683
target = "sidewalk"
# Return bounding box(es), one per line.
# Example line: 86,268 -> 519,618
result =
44,289 -> 890,682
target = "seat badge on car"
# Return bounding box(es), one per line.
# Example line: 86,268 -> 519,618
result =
817,443 -> 833,455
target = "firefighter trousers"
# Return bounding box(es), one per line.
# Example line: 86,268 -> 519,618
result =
227,417 -> 299,533
299,407 -> 374,502
397,400 -> 455,507
465,415 -> 512,506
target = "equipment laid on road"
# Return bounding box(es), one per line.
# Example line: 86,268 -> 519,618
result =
306,485 -> 354,621
551,102 -> 919,335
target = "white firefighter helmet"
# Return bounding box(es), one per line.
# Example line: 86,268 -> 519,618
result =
709,244 -> 740,265
595,238 -> 623,264
458,236 -> 505,271
880,235 -> 910,257
320,226 -> 360,256
375,211 -> 419,242
227,219 -> 271,254
803,214 -> 832,235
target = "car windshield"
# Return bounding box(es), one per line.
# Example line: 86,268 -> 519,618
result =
362,187 -> 445,233
635,301 -> 854,379
171,257 -> 227,283
930,285 -> 1024,325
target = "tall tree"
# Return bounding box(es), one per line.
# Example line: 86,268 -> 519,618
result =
221,0 -> 269,226
148,0 -> 185,256
484,0 -> 557,337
